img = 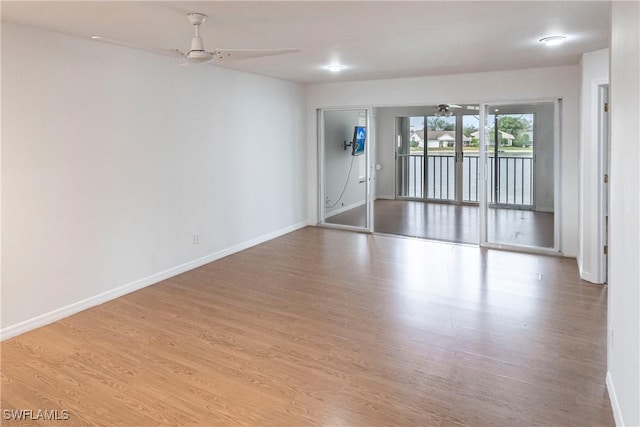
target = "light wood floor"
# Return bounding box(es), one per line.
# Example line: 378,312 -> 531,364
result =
326,200 -> 554,247
1,227 -> 612,426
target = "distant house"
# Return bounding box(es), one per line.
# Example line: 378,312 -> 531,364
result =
470,130 -> 515,146
409,130 -> 471,148
429,130 -> 471,148
409,130 -> 424,146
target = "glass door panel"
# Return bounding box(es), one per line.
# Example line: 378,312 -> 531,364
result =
396,116 -> 424,198
425,115 -> 455,201
484,102 -> 556,249
320,109 -> 371,231
463,114 -> 480,203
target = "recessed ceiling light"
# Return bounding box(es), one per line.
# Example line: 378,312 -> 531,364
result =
325,64 -> 346,72
539,35 -> 566,47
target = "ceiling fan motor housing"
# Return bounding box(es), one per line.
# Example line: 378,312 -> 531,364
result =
186,13 -> 213,62
190,36 -> 206,53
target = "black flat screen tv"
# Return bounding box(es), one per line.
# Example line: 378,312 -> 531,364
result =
352,126 -> 366,156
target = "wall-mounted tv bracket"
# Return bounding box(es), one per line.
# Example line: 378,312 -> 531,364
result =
343,140 -> 354,150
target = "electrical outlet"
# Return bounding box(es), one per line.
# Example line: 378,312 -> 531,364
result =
193,233 -> 200,244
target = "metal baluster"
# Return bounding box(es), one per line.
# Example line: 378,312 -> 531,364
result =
476,156 -> 479,202
439,156 -> 443,199
529,157 -> 534,206
520,157 -> 524,205
412,156 -> 416,197
467,156 -> 471,202
430,155 -> 434,199
488,160 -> 491,203
416,155 -> 419,198
432,156 -> 436,199
471,157 -> 474,202
504,158 -> 508,204
446,156 -> 450,199
513,158 -> 517,205
419,157 -> 423,198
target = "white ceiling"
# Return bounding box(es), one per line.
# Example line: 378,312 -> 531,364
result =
1,1 -> 611,84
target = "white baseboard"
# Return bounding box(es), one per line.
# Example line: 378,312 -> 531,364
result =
581,272 -> 606,285
607,371 -> 625,426
375,195 -> 395,200
325,200 -> 366,218
0,220 -> 309,341
536,206 -> 554,213
580,267 -> 595,283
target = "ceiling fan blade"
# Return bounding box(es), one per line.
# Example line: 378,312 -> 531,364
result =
213,48 -> 301,61
170,49 -> 187,59
92,36 -> 175,58
449,104 -> 463,109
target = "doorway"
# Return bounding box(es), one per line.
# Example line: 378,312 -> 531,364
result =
392,106 -> 481,244
378,101 -> 560,252
396,107 -> 480,205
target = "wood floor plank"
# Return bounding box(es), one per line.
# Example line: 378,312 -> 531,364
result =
1,227 -> 613,426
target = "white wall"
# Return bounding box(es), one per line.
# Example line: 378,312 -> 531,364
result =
1,23 -> 307,337
578,49 -> 610,284
323,110 -> 366,216
607,2 -> 640,426
307,65 -> 580,256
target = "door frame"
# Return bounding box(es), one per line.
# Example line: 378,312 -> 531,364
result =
597,84 -> 610,283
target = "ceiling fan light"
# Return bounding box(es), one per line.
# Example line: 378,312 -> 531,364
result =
186,50 -> 214,62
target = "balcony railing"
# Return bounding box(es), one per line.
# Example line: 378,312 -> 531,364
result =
398,154 -> 533,206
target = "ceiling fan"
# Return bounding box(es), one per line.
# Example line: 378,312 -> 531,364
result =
92,12 -> 301,65
171,12 -> 301,64
433,104 -> 462,117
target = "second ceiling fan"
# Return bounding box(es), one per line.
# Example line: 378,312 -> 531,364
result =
433,104 -> 462,117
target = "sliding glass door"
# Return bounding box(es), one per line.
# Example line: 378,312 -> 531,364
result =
480,101 -> 559,251
396,111 -> 471,203
318,108 -> 373,232
425,114 -> 456,201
